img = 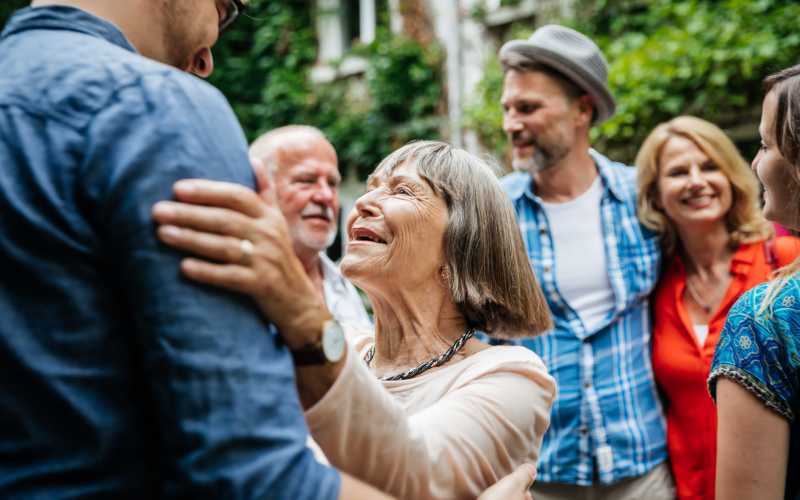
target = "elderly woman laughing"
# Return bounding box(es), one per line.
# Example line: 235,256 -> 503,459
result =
152,140 -> 556,499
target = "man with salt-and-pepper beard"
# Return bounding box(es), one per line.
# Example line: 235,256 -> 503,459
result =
497,24 -> 675,499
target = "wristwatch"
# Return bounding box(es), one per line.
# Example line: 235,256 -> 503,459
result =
290,319 -> 346,366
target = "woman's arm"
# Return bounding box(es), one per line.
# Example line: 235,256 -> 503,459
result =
340,463 -> 536,500
715,378 -> 789,500
306,347 -> 554,500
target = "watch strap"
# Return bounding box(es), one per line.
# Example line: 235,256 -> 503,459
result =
290,342 -> 328,366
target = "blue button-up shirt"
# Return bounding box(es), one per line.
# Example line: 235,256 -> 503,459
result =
0,7 -> 339,499
501,150 -> 666,485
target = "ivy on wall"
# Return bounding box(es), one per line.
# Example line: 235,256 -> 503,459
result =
464,0 -> 800,165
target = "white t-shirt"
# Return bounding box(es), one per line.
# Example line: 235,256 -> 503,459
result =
693,324 -> 709,347
541,177 -> 615,332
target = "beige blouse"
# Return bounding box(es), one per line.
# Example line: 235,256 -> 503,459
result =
305,341 -> 556,500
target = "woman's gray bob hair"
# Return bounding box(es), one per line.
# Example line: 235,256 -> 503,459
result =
371,141 -> 552,338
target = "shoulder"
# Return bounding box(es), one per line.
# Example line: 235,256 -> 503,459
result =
590,149 -> 637,200
718,280 -> 793,337
710,277 -> 800,419
456,346 -> 556,396
96,60 -> 234,131
725,277 -> 800,324
771,236 -> 800,267
5,28 -> 231,131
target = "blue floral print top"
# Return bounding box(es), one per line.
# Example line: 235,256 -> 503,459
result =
709,275 -> 800,499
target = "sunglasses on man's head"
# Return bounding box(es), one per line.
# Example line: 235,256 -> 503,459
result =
219,0 -> 248,33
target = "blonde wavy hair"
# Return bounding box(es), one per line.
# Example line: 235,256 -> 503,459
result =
635,115 -> 772,256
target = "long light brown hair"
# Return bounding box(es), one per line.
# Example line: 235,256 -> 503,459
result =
759,66 -> 800,312
635,115 -> 772,256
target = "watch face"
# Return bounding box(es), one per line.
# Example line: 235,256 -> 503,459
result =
322,320 -> 346,363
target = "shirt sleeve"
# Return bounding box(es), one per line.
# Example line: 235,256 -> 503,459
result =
708,281 -> 800,422
80,72 -> 340,500
306,346 -> 556,500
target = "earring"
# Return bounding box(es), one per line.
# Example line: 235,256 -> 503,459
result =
440,265 -> 451,287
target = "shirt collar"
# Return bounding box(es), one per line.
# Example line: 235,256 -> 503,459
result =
319,252 -> 347,288
505,148 -> 628,203
319,252 -> 337,278
672,241 -> 762,277
1,6 -> 136,53
729,241 -> 762,276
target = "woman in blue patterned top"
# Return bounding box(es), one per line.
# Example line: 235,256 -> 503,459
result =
708,65 -> 800,500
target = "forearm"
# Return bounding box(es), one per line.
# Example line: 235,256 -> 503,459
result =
304,346 -> 433,498
339,473 -> 396,500
295,349 -> 348,409
282,305 -> 350,409
306,352 -> 553,500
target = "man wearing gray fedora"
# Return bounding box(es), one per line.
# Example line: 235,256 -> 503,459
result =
497,25 -> 674,499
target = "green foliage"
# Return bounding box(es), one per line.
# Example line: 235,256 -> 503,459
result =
1,1 -> 29,25
1,1 -> 443,180
208,1 -> 317,141
198,1 -> 444,179
464,57 -> 506,160
464,0 -> 800,164
463,22 -> 532,161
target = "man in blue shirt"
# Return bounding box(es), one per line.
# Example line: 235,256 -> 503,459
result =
497,25 -> 673,499
0,2 -> 391,498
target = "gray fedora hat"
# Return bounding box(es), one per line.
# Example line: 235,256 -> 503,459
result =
499,24 -> 616,124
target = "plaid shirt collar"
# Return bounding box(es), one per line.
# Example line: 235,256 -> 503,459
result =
505,149 -> 629,205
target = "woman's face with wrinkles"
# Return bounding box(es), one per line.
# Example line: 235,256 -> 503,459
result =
340,161 -> 449,292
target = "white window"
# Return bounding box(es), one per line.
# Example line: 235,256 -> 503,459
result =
313,0 -> 382,82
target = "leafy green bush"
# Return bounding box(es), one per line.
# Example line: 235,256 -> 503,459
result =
1,1 -> 29,25
208,1 -> 318,142
1,1 -> 443,180
465,0 -> 800,164
210,2 -> 444,179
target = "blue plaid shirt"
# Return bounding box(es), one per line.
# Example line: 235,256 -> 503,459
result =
500,150 -> 666,485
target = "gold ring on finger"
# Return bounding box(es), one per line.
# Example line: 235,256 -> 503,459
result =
239,239 -> 254,266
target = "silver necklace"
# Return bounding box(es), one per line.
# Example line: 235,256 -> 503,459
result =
364,328 -> 475,381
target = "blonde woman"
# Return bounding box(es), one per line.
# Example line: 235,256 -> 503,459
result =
709,65 -> 800,500
636,116 -> 799,500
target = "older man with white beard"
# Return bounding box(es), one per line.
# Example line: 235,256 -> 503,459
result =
250,126 -> 371,332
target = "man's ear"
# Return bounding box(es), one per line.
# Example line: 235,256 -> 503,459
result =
576,94 -> 595,127
250,157 -> 277,201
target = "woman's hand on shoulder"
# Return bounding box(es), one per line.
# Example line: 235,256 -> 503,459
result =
151,159 -> 327,348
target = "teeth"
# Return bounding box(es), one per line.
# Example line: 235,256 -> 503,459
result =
354,233 -> 385,243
